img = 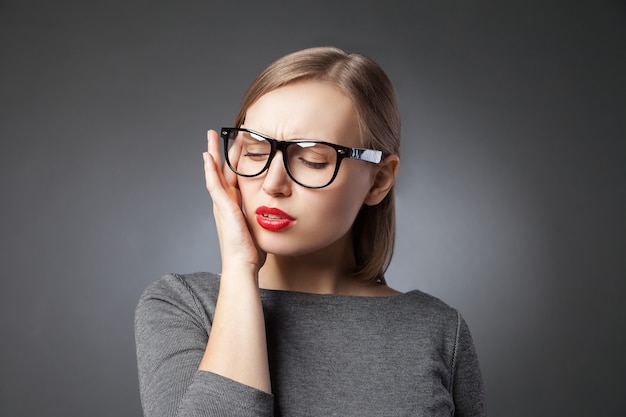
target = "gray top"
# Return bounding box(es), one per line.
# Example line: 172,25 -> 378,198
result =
135,273 -> 486,417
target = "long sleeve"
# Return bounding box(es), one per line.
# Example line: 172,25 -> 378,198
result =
134,273 -> 274,417
452,312 -> 487,417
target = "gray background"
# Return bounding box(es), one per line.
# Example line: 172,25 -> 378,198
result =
1,0 -> 624,416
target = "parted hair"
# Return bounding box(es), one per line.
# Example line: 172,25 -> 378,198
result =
234,47 -> 401,284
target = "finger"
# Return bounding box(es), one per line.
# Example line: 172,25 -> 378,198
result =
204,130 -> 244,215
221,132 -> 240,186
223,155 -> 239,189
207,129 -> 222,167
204,130 -> 229,190
203,151 -> 224,193
204,147 -> 237,211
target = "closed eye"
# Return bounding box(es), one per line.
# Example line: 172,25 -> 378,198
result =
297,157 -> 329,169
244,152 -> 270,161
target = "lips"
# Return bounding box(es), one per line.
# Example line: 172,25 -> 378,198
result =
255,206 -> 295,231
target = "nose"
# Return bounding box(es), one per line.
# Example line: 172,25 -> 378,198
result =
262,151 -> 292,197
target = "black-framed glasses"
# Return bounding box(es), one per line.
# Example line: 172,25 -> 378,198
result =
221,127 -> 383,189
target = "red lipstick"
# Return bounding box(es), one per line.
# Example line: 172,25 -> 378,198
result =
255,206 -> 295,231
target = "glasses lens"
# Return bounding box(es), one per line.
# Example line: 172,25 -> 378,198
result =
286,142 -> 337,188
226,130 -> 272,176
224,129 -> 339,188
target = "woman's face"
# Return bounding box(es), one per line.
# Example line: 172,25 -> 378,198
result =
238,80 -> 377,257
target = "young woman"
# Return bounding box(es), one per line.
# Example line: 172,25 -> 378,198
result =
135,47 -> 487,416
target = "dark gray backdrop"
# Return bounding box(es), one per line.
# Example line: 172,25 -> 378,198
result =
1,1 -> 624,416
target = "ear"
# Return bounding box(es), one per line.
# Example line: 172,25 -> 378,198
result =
364,154 -> 400,206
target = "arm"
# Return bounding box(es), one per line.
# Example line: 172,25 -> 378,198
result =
135,130 -> 273,416
452,313 -> 488,417
200,129 -> 271,393
135,274 -> 274,417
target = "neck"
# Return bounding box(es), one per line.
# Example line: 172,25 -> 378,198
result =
258,232 -> 399,296
258,231 -> 356,294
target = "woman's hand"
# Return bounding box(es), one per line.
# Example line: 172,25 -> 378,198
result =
203,129 -> 266,277
200,130 -> 272,392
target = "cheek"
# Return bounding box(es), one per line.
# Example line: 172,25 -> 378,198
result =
237,179 -> 261,216
312,170 -> 372,226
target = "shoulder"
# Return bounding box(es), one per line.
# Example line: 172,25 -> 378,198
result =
140,272 -> 220,300
400,289 -> 460,321
389,289 -> 467,347
136,272 -> 221,325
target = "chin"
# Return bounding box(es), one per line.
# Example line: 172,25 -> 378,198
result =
254,233 -> 320,257
258,240 -> 312,257
250,222 -> 352,259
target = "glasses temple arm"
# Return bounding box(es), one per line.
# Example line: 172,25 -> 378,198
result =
349,148 -> 383,164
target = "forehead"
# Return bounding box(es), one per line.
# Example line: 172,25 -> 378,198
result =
243,80 -> 361,147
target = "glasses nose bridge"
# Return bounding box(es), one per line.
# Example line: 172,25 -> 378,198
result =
264,138 -> 291,174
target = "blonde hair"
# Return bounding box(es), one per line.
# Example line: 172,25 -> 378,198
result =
234,47 -> 401,284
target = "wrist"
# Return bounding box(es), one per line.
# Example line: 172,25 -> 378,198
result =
219,266 -> 260,287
